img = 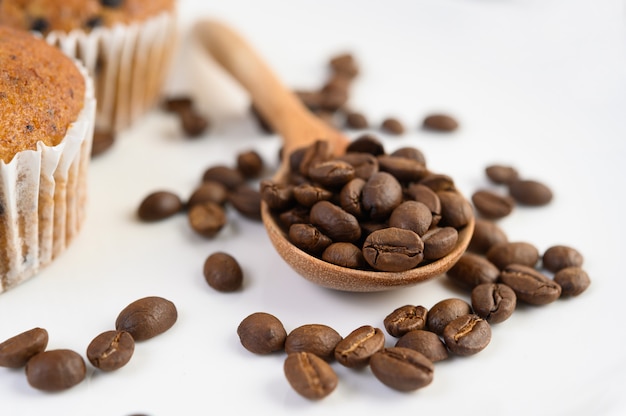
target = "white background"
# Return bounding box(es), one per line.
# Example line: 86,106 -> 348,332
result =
2,1 -> 626,415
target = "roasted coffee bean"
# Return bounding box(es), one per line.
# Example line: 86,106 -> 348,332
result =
298,140 -> 332,177
437,190 -> 473,228
0,327 -> 48,368
202,165 -> 245,190
188,201 -> 227,237
228,185 -> 262,221
554,267 -> 591,297
443,314 -> 491,356
115,296 -> 178,341
381,117 -> 405,135
187,181 -> 228,207
345,111 -> 368,129
236,150 -> 264,178
389,201 -> 432,236
508,179 -> 553,206
321,242 -> 367,269
542,245 -> 584,273
260,181 -> 295,210
377,155 -> 428,183
383,305 -> 428,338
370,347 -> 434,391
334,325 -> 385,368
485,164 -> 519,185
471,283 -> 517,324
337,152 -> 378,180
361,171 -> 403,220
285,324 -> 343,361
422,227 -> 458,260
25,349 -> 86,391
486,241 -> 540,270
91,129 -> 115,157
179,108 -> 209,137
420,173 -> 456,193
499,264 -> 562,305
471,189 -> 515,219
289,224 -> 333,254
391,146 -> 427,164
330,53 -> 359,78
86,330 -> 134,372
292,183 -> 331,207
395,330 -> 449,362
422,113 -> 459,132
309,200 -> 361,242
338,178 -> 366,218
468,219 -> 508,254
427,298 -> 472,336
138,191 -> 183,221
162,96 -> 193,113
346,134 -> 385,156
279,206 -> 310,229
203,252 -> 243,292
362,228 -> 424,272
446,252 -> 500,289
404,183 -> 441,225
284,352 -> 338,400
237,312 -> 287,355
307,160 -> 355,188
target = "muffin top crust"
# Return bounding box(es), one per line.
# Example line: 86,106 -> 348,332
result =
0,26 -> 85,163
0,0 -> 176,35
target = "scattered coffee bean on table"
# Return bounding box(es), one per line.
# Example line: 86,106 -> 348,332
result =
86,330 -> 135,372
442,314 -> 491,356
369,347 -> 434,391
334,325 -> 385,368
395,329 -> 449,362
383,305 -> 428,338
426,298 -> 472,336
508,179 -> 553,206
381,117 -> 405,135
470,283 -> 517,324
542,245 -> 584,273
422,113 -> 459,132
553,266 -> 591,297
485,164 -> 519,185
499,264 -> 562,305
471,189 -> 515,219
284,351 -> 338,400
284,324 -> 343,362
137,191 -> 184,222
187,201 -> 227,238
446,252 -> 500,290
0,327 -> 48,368
115,296 -> 178,341
486,241 -> 540,270
203,252 -> 243,292
237,312 -> 287,355
25,349 -> 86,392
468,218 -> 509,254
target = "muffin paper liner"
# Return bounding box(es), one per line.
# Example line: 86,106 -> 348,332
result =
0,62 -> 96,294
45,11 -> 177,133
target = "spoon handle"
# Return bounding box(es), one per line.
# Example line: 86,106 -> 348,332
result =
192,19 -> 348,157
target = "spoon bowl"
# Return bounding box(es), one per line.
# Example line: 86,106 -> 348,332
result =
193,19 -> 474,292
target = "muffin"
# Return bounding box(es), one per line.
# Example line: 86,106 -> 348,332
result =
0,0 -> 178,134
0,26 -> 96,293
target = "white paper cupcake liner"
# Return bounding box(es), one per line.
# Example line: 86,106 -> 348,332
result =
45,11 -> 178,133
0,62 -> 96,294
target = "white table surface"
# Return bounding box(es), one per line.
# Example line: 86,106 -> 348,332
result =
2,1 -> 626,415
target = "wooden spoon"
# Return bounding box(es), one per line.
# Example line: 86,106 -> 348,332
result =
192,20 -> 474,292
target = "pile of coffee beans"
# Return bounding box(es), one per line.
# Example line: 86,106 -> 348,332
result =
0,296 -> 177,392
260,136 -> 472,272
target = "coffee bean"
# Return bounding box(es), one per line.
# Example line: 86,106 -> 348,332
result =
307,160 -> 355,188
346,134 -> 385,156
427,298 -> 472,336
25,349 -> 86,391
422,227 -> 458,260
443,314 -> 491,356
291,183 -> 331,207
437,190 -> 473,228
446,252 -> 500,289
422,113 -> 459,132
395,330 -> 449,362
420,173 -> 456,193
485,164 -> 519,185
285,324 -> 343,361
338,178 -> 366,218
162,96 -> 193,113
288,223 -> 333,254
553,267 -> 591,297
202,165 -> 245,190
499,264 -> 562,305
284,352 -> 338,400
91,129 -> 115,157
228,185 -> 262,221
471,189 -> 515,219
187,201 -> 227,238
337,152 -> 378,180
0,327 -> 48,368
362,228 -> 424,272
383,305 -> 428,338
389,201 -> 432,236
115,296 -> 178,341
330,53 -> 359,78
508,179 -> 553,206
361,171 -> 403,220
345,111 -> 369,129
86,330 -> 134,372
391,146 -> 426,164
381,117 -> 405,135
236,150 -> 264,178
542,245 -> 584,273
370,347 -> 434,391
187,181 -> 228,207
309,200 -> 361,242
486,241 -> 540,270
179,108 -> 209,137
471,283 -> 517,323
260,181 -> 295,210
237,312 -> 287,355
334,325 -> 385,368
321,242 -> 367,269
468,219 -> 509,254
138,191 -> 183,221
377,154 -> 428,183
203,252 -> 243,292
404,183 -> 442,225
